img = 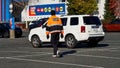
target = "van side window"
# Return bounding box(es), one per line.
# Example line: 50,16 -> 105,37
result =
70,17 -> 78,25
61,18 -> 67,26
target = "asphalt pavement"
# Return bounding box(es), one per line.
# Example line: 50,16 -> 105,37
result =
0,31 -> 120,68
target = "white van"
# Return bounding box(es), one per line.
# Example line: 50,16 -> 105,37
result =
28,15 -> 105,48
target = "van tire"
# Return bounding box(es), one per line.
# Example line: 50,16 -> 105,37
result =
31,35 -> 41,48
65,35 -> 77,48
4,31 -> 9,38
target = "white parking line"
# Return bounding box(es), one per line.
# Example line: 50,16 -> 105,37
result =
0,57 -> 5,59
71,54 -> 120,60
6,57 -> 104,68
0,51 -> 32,53
0,48 -> 120,60
0,51 -> 53,55
76,47 -> 120,53
10,53 -> 52,58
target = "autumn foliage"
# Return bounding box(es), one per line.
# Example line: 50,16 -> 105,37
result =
109,0 -> 120,18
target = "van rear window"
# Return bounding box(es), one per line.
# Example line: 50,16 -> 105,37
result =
83,16 -> 101,25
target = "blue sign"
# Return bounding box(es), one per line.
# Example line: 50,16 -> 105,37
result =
29,3 -> 66,16
10,17 -> 15,30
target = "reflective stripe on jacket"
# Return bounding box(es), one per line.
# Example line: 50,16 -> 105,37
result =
46,15 -> 64,35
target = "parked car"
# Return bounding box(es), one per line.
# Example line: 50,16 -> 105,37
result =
29,18 -> 48,30
28,15 -> 105,48
103,19 -> 120,32
0,23 -> 22,38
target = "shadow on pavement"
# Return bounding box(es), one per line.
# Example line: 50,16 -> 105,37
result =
60,50 -> 76,57
75,43 -> 109,48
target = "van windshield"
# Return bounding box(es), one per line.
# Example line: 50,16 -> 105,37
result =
83,16 -> 101,25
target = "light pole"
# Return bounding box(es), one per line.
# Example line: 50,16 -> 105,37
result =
9,3 -> 15,39
9,3 -> 13,14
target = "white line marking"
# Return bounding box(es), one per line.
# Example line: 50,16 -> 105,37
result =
0,51 -> 52,54
6,57 -> 104,68
76,47 -> 120,53
71,54 -> 120,60
11,53 -> 52,58
0,51 -> 31,53
0,57 -> 5,59
0,47 -> 120,54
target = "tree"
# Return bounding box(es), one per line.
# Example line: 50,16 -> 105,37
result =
104,0 -> 115,23
109,0 -> 120,18
67,0 -> 97,15
12,0 -> 28,21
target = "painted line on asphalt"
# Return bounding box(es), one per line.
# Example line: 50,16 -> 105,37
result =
0,51 -> 52,54
0,46 -> 120,53
0,50 -> 118,68
0,47 -> 120,60
0,57 -> 5,59
71,54 -> 120,60
76,47 -> 120,52
105,49 -> 120,52
0,51 -> 52,58
10,53 -> 52,58
106,47 -> 120,50
0,51 -> 31,53
7,50 -> 120,60
6,57 -> 104,68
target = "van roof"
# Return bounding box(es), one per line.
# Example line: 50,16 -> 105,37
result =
60,15 -> 98,17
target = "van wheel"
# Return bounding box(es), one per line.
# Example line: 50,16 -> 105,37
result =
87,41 -> 98,47
65,35 -> 77,48
4,31 -> 9,38
31,36 -> 42,48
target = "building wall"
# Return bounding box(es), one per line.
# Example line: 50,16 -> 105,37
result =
0,0 -> 11,22
0,0 -> 1,22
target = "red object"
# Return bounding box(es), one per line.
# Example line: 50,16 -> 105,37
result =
103,19 -> 120,32
103,23 -> 120,32
81,26 -> 85,33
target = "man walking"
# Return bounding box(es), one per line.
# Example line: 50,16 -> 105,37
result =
46,10 -> 64,58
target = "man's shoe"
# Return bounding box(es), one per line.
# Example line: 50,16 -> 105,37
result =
52,50 -> 61,58
52,55 -> 60,58
57,50 -> 60,56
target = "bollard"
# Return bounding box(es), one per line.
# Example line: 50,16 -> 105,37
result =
10,29 -> 15,39
9,17 -> 15,39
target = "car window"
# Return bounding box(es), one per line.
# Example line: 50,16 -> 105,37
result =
31,21 -> 37,23
36,18 -> 48,25
70,17 -> 78,25
83,16 -> 101,25
61,18 -> 67,26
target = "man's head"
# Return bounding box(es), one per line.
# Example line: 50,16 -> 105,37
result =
51,10 -> 56,15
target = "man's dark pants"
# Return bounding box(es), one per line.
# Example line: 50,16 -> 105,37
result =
51,32 -> 60,55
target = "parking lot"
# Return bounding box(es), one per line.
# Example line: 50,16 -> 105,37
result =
0,31 -> 120,68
